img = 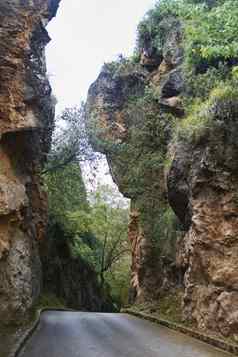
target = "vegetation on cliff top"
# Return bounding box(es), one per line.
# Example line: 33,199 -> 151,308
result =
136,0 -> 238,66
136,0 -> 238,146
97,0 -> 238,154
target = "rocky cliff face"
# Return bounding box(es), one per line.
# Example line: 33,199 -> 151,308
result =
86,2 -> 238,340
0,0 -> 60,324
86,17 -> 182,303
168,92 -> 238,340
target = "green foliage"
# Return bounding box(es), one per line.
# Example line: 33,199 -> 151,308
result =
183,64 -> 230,102
175,83 -> 238,144
105,255 -> 131,308
44,105 -> 100,263
71,235 -> 98,266
89,82 -> 175,198
67,185 -> 130,307
130,52 -> 141,64
103,60 -> 122,75
175,102 -> 211,144
44,105 -> 98,174
136,0 -> 238,71
185,1 -> 238,67
44,105 -> 131,307
102,55 -> 140,77
68,185 -> 129,272
139,200 -> 180,256
89,72 -> 177,257
45,163 -> 88,225
208,84 -> 238,122
45,154 -> 101,272
157,290 -> 185,324
134,288 -> 183,324
34,293 -> 66,310
119,90 -> 174,195
210,84 -> 238,102
136,0 -> 182,54
44,161 -> 97,276
135,0 -> 208,57
232,65 -> 238,80
43,107 -> 96,266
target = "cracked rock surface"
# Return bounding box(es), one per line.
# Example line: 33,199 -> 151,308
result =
0,0 -> 60,324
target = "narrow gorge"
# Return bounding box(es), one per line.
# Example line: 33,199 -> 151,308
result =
0,0 -> 238,354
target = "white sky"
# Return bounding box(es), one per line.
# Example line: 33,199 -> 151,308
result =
46,0 -> 156,112
45,0 -> 156,193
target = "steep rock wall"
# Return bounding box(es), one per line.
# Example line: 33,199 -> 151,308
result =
168,95 -> 238,340
0,0 -> 60,324
86,18 -> 182,303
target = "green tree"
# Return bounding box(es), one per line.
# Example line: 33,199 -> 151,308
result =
43,104 -> 99,174
68,185 -> 131,306
45,162 -> 88,224
91,185 -> 129,289
43,104 -> 131,307
43,105 -> 97,261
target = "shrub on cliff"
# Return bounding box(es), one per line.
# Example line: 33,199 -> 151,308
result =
183,64 -> 230,103
136,0 -> 238,71
185,0 -> 238,70
175,84 -> 238,144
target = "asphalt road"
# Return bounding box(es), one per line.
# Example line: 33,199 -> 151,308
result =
19,311 -> 232,357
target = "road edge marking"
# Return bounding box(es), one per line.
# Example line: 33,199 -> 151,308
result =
122,309 -> 238,356
11,308 -> 76,357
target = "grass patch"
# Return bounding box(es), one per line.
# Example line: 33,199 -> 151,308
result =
131,289 -> 238,346
133,289 -> 187,325
175,109 -> 210,144
33,292 -> 66,311
174,83 -> 238,145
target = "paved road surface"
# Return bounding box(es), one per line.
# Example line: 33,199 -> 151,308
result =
19,311 -> 232,357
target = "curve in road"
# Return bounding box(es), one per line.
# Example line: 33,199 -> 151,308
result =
19,311 -> 232,357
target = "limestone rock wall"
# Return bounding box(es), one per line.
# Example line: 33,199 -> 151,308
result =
168,102 -> 238,340
0,0 -> 60,324
86,17 -> 183,303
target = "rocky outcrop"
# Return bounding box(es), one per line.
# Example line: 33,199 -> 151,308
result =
86,17 -> 183,303
0,0 -> 60,324
86,1 -> 238,341
168,93 -> 238,340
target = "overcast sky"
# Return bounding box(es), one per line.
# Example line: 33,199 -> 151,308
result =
46,0 -> 156,113
46,0 -> 156,190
